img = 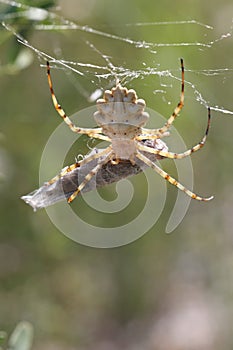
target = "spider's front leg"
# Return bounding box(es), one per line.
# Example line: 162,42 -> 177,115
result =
46,61 -> 110,142
140,58 -> 185,139
158,58 -> 185,135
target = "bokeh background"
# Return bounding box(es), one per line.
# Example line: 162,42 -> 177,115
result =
1,0 -> 233,349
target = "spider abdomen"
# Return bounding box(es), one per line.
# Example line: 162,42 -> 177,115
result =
94,83 -> 149,128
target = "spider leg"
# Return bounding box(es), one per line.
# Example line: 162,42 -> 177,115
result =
47,163 -> 80,186
140,58 -> 184,138
137,107 -> 211,159
158,58 -> 185,134
46,61 -> 110,142
67,151 -> 113,203
136,151 -> 213,201
47,146 -> 112,186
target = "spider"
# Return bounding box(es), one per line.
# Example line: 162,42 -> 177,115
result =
46,59 -> 213,204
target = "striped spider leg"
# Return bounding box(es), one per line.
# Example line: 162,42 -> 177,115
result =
136,107 -> 211,160
134,59 -> 213,201
138,58 -> 185,141
45,146 -> 114,204
136,151 -> 213,201
46,146 -> 112,187
47,61 -> 110,143
47,61 -> 114,202
66,150 -> 113,203
135,108 -> 213,201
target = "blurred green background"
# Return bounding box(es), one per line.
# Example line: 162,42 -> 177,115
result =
1,0 -> 233,349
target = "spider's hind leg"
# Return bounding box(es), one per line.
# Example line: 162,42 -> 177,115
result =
136,151 -> 213,201
46,146 -> 112,191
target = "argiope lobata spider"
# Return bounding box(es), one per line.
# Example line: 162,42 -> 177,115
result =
46,59 -> 213,204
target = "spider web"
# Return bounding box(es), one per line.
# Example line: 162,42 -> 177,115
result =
1,0 -> 233,115
1,0 -> 233,237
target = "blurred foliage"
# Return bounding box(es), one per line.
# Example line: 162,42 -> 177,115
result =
0,0 -> 55,74
0,322 -> 33,350
1,1 -> 233,350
